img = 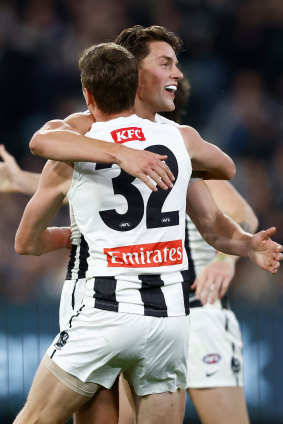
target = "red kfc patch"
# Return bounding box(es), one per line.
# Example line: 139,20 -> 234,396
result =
111,127 -> 146,143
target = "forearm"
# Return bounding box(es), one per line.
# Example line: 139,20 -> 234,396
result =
13,170 -> 40,195
15,226 -> 70,256
202,213 -> 252,257
30,129 -> 122,163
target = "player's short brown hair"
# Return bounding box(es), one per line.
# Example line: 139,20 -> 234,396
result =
79,42 -> 138,114
115,25 -> 183,65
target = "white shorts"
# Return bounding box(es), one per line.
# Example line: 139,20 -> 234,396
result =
47,306 -> 190,397
187,305 -> 243,388
59,279 -> 86,330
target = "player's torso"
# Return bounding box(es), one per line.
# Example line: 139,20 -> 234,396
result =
68,114 -> 191,278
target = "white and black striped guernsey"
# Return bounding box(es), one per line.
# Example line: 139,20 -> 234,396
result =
67,114 -> 192,317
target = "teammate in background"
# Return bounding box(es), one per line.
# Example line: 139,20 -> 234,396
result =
13,41 -> 282,424
161,79 -> 255,424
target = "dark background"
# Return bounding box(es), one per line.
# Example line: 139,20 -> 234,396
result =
0,1 -> 283,423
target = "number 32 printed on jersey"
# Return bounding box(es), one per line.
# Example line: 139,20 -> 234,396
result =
96,145 -> 179,232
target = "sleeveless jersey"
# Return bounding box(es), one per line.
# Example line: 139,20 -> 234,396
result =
67,114 -> 192,316
156,114 -> 230,308
65,113 -> 227,311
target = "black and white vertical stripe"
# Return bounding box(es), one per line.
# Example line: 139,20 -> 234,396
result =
85,271 -> 190,317
66,235 -> 89,280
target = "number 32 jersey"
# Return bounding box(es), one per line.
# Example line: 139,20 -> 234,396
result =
67,114 -> 192,316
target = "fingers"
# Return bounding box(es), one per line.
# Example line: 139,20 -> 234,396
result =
260,227 -> 277,240
0,144 -> 11,162
145,155 -> 175,190
208,276 -> 224,303
157,156 -> 175,183
146,170 -> 169,191
138,174 -> 158,192
219,276 -> 230,299
195,276 -> 214,305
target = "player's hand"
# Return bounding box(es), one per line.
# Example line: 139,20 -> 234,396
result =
117,146 -> 175,191
0,144 -> 22,192
193,258 -> 236,305
248,227 -> 283,274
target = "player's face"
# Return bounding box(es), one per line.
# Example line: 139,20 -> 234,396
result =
137,41 -> 183,118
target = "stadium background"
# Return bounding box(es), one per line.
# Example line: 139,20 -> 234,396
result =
0,0 -> 283,423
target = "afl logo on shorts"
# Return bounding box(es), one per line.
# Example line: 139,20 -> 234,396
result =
54,331 -> 69,350
203,353 -> 221,364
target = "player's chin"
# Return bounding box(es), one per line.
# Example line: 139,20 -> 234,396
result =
163,101 -> 175,112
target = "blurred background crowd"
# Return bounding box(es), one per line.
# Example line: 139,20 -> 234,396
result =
0,0 -> 283,422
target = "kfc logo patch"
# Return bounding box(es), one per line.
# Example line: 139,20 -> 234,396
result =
104,240 -> 183,268
111,127 -> 146,143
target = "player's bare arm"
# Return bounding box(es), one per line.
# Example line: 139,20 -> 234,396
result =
186,179 -> 283,274
179,126 -> 236,180
0,113 -> 93,196
30,120 -> 174,192
0,144 -> 40,194
15,160 -> 73,256
191,180 -> 259,304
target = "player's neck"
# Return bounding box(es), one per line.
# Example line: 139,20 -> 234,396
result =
94,108 -> 135,122
134,97 -> 156,122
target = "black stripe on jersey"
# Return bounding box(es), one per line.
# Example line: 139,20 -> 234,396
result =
78,235 -> 89,279
184,220 -> 196,287
93,276 -> 119,312
181,270 -> 190,315
138,274 -> 168,317
66,244 -> 77,280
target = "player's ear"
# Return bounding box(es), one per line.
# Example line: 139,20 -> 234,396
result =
82,87 -> 95,107
83,87 -> 97,115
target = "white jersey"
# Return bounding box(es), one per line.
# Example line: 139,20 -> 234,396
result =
67,114 -> 192,317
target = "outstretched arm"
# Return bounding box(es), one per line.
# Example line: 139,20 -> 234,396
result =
187,179 -> 282,274
191,180 -> 259,303
15,160 -> 73,256
30,114 -> 174,192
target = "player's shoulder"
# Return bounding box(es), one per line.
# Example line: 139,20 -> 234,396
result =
65,110 -> 95,132
155,114 -> 180,127
44,160 -> 73,181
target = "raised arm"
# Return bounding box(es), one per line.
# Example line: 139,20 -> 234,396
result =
0,145 -> 40,195
186,179 -> 282,274
30,114 -> 174,192
0,112 -> 94,196
15,160 -> 73,256
179,126 -> 236,180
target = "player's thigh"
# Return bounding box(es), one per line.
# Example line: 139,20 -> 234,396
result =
188,387 -> 249,424
14,359 -> 89,424
74,378 -> 119,424
119,375 -> 135,424
133,390 -> 186,424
